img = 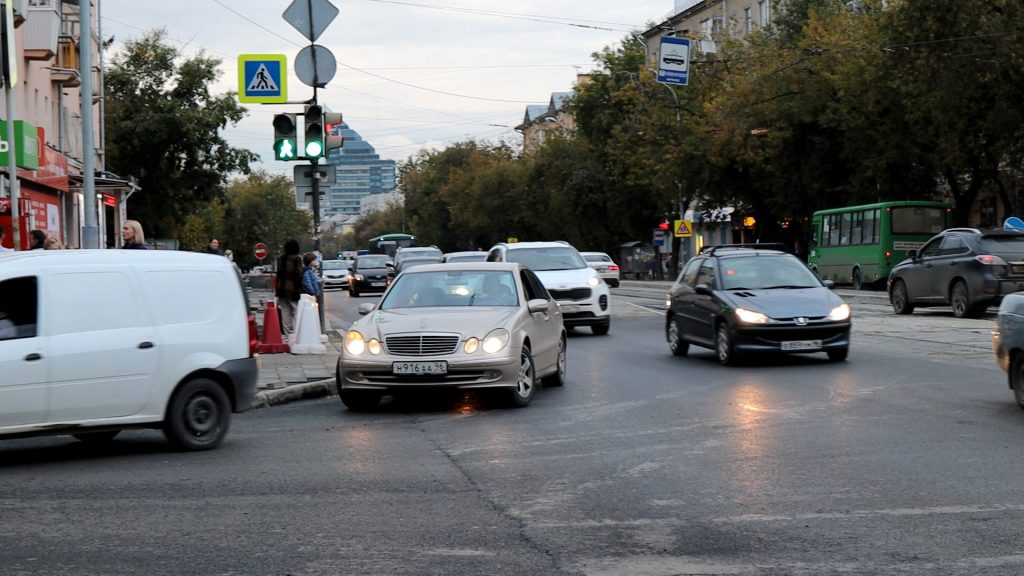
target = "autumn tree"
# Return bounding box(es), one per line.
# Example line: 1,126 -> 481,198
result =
105,29 -> 259,240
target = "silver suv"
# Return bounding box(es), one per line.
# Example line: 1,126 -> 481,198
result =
487,241 -> 610,335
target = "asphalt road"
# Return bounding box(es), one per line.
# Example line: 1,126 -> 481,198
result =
2,285 -> 1022,575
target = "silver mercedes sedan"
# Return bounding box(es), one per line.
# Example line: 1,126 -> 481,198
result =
336,262 -> 567,410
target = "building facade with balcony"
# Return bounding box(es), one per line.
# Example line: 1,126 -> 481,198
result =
0,0 -> 118,250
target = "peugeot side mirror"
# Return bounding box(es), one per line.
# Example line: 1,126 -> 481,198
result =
822,279 -> 835,289
907,249 -> 918,259
357,303 -> 376,315
695,283 -> 714,296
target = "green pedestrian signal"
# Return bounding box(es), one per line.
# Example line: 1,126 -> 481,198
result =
273,113 -> 298,161
304,104 -> 324,159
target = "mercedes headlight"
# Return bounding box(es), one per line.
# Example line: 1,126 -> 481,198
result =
735,307 -> 771,324
344,331 -> 366,355
827,303 -> 852,321
464,337 -> 480,354
481,329 -> 510,353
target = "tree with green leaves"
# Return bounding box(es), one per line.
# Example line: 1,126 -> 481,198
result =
221,171 -> 310,270
105,29 -> 259,240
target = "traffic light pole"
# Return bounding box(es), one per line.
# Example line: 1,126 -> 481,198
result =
310,156 -> 326,334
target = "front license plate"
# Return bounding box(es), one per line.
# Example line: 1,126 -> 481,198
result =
559,304 -> 581,313
371,282 -> 385,287
393,361 -> 448,375
781,340 -> 822,351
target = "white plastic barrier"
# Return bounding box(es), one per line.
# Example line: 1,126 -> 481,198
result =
290,294 -> 327,354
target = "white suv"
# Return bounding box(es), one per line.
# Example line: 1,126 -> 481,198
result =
487,241 -> 610,335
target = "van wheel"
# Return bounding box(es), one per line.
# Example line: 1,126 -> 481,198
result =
591,320 -> 610,335
164,378 -> 231,451
852,268 -> 863,291
73,431 -> 120,443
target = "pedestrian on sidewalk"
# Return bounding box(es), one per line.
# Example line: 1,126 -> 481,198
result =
122,220 -> 149,249
0,224 -> 13,252
28,230 -> 46,250
302,252 -> 322,299
275,239 -> 304,335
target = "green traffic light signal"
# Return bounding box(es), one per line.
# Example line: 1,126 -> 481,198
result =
273,113 -> 298,161
304,104 -> 324,159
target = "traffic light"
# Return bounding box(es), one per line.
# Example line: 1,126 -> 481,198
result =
324,111 -> 344,154
304,104 -> 324,159
272,113 -> 297,161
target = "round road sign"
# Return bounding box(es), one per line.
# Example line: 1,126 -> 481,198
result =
254,243 -> 268,260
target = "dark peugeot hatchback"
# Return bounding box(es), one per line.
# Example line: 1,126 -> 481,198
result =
666,245 -> 852,365
887,228 -> 1024,318
348,254 -> 391,297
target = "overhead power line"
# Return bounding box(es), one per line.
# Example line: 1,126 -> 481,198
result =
357,0 -> 640,32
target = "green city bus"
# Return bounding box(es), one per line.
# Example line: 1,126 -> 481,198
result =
368,233 -> 416,258
808,201 -> 952,289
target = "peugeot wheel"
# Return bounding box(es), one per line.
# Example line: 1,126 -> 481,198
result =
716,322 -> 738,366
668,316 -> 689,357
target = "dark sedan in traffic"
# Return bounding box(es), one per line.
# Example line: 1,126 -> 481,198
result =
666,245 -> 852,365
348,254 -> 391,297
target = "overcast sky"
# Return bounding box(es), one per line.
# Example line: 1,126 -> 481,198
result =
100,0 -> 672,177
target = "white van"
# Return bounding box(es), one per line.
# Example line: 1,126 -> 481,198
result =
0,250 -> 258,451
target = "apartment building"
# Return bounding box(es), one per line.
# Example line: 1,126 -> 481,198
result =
0,0 -> 122,250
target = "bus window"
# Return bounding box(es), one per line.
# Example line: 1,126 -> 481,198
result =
891,207 -> 946,235
851,211 -> 864,245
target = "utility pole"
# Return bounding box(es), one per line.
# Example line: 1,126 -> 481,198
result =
1,0 -> 20,249
80,0 -> 98,248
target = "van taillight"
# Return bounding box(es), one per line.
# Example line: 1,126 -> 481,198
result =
248,314 -> 258,357
884,250 -> 891,258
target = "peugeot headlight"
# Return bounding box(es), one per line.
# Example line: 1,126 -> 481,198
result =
734,307 -> 771,324
354,274 -> 365,281
827,303 -> 852,321
481,329 -> 510,353
344,331 -> 366,355
587,276 -> 600,287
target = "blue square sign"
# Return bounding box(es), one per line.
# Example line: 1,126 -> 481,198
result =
238,54 -> 287,103
657,37 -> 690,86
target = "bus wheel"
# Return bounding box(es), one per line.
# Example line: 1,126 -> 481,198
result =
852,268 -> 863,291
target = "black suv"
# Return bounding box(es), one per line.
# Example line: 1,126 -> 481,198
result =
887,228 -> 1024,318
666,244 -> 852,365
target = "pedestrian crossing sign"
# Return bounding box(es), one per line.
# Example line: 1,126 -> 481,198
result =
238,54 -> 287,103
674,219 -> 693,238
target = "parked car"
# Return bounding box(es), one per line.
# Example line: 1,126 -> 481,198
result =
348,254 -> 391,297
336,262 -> 566,410
580,251 -> 621,287
487,241 -> 611,335
665,244 -> 852,365
442,251 -> 489,264
322,259 -> 352,289
888,228 -> 1024,318
992,293 -> 1024,408
0,250 -> 258,450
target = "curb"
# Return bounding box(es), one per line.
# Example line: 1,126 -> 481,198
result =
252,378 -> 337,408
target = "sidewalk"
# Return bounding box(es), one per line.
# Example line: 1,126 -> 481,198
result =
247,287 -> 341,408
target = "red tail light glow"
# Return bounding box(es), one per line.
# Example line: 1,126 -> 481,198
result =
248,315 -> 258,357
884,250 -> 891,258
608,265 -> 620,271
976,255 -> 1008,265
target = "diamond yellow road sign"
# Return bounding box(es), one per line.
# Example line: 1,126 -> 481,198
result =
674,219 -> 693,238
238,54 -> 287,103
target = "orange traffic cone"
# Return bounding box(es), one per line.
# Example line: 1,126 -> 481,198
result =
256,300 -> 291,354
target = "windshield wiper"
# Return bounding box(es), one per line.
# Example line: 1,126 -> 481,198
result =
762,285 -> 813,289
